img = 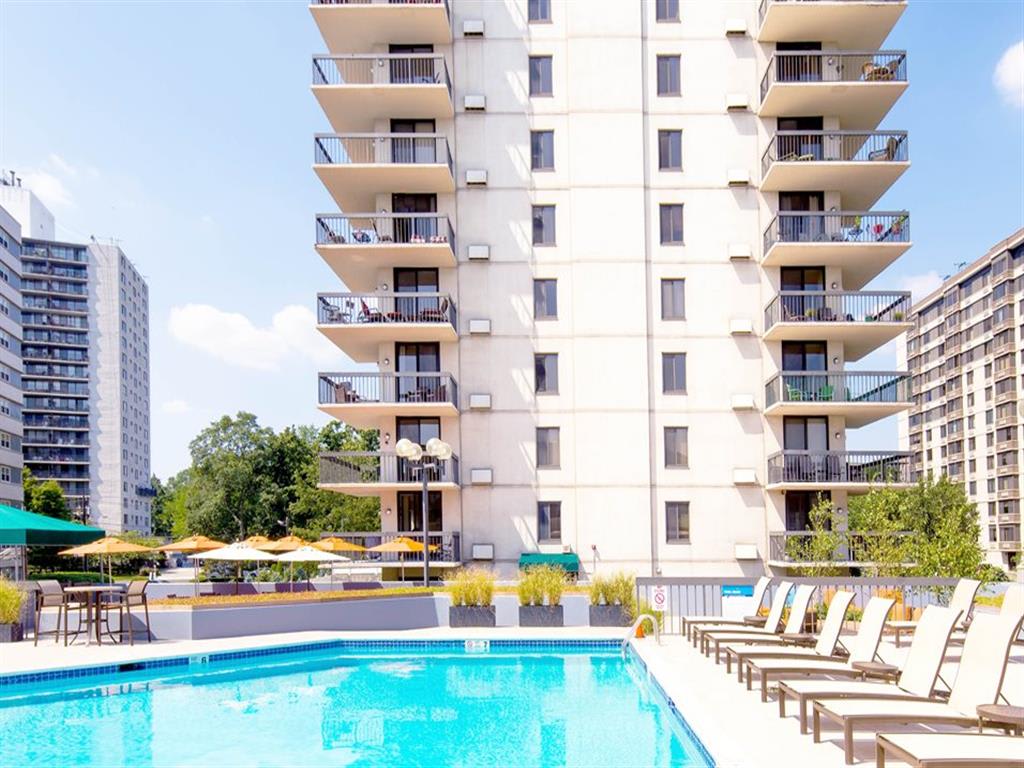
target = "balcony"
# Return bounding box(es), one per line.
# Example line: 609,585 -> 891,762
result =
767,530 -> 913,569
761,131 -> 909,210
997,513 -> 1022,525
318,451 -> 460,496
314,134 -> 454,212
763,291 -> 912,360
760,51 -> 907,129
316,531 -> 462,571
318,372 -> 458,428
757,0 -> 907,49
766,450 -> 913,491
764,371 -> 910,427
316,214 -> 456,292
763,211 -> 910,289
996,540 -> 1023,552
312,54 -> 453,132
310,0 -> 451,54
317,292 -> 457,362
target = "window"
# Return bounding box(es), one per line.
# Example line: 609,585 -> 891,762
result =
658,130 -> 682,170
663,353 -> 687,393
536,427 -> 560,468
656,55 -> 681,96
531,130 -> 555,171
529,56 -> 553,96
528,0 -> 551,22
534,279 -> 557,319
666,501 -> 690,542
532,205 -> 556,245
656,0 -> 679,22
665,427 -> 689,467
0,467 -> 9,484
538,501 -> 561,542
535,353 -> 559,393
661,279 -> 685,319
660,204 -> 684,244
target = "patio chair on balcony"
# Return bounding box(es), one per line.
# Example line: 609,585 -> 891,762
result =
868,135 -> 905,162
786,384 -> 804,402
319,298 -> 347,324
818,384 -> 835,402
359,300 -> 384,323
418,297 -> 450,323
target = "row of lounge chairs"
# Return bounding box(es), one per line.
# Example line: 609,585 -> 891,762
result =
680,577 -> 1024,765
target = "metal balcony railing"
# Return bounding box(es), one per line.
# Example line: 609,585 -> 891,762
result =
761,50 -> 907,101
312,54 -> 452,95
314,134 -> 453,173
765,290 -> 910,329
767,450 -> 912,485
317,530 -> 461,565
757,0 -> 905,27
319,372 -> 458,408
313,0 -> 450,12
319,452 -> 460,485
765,371 -> 909,407
763,211 -> 908,252
762,130 -> 909,175
318,292 -> 457,328
316,213 -> 454,250
768,531 -> 914,565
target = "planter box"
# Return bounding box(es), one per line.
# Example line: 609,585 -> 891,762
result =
0,623 -> 23,643
519,605 -> 564,627
589,605 -> 631,627
449,606 -> 496,628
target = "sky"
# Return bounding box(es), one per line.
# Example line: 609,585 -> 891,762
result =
0,1 -> 1022,480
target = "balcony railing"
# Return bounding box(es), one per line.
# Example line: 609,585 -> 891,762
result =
319,451 -> 460,485
763,211 -> 908,253
316,213 -> 454,250
314,134 -> 453,173
319,372 -> 458,408
762,131 -> 908,176
767,450 -> 912,485
318,292 -> 457,327
768,530 -> 914,565
317,530 -> 461,565
313,0 -> 449,9
312,54 -> 452,95
765,291 -> 910,329
765,371 -> 909,407
761,50 -> 907,101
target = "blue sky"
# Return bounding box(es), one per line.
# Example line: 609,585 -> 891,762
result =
0,1 -> 1021,479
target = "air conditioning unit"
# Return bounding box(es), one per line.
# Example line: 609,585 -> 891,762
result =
726,93 -> 749,112
725,18 -> 747,36
727,169 -> 751,187
467,244 -> 490,260
463,19 -> 484,36
728,243 -> 752,260
734,543 -> 759,561
561,545 -> 572,554
468,393 -> 492,409
730,317 -> 754,335
468,319 -> 491,334
471,543 -> 494,561
731,394 -> 756,411
465,169 -> 488,185
733,468 -> 758,485
464,94 -> 486,111
470,468 -> 493,484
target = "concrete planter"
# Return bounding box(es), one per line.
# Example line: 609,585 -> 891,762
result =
0,623 -> 23,643
519,605 -> 564,627
449,606 -> 496,628
589,605 -> 631,627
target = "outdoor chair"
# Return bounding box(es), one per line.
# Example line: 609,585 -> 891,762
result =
875,733 -> 1024,768
948,582 -> 1023,645
33,579 -> 84,647
358,299 -> 384,323
100,580 -> 153,645
887,578 -> 981,647
695,581 -> 794,654
708,584 -> 818,665
681,577 -> 772,641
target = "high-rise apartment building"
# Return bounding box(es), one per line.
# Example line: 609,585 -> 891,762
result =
311,0 -> 914,577
900,228 -> 1024,573
0,203 -> 25,509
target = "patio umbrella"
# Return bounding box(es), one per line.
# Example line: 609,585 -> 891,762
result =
59,536 -> 155,584
240,535 -> 272,548
256,535 -> 309,553
311,536 -> 367,554
156,535 -> 228,586
368,536 -> 438,582
190,544 -> 279,594
275,546 -> 350,589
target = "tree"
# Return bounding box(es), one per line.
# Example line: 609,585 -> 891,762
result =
785,495 -> 843,577
847,485 -> 913,577
23,468 -> 71,521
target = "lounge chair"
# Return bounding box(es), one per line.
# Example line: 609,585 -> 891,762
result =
776,604 -> 958,732
693,580 -> 793,649
682,577 -> 772,641
875,733 -> 1024,768
811,612 -> 1024,765
887,578 -> 981,647
948,582 -> 1023,645
706,584 -> 817,664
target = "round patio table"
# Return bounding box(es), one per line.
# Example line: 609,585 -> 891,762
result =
977,705 -> 1024,736
63,585 -> 125,646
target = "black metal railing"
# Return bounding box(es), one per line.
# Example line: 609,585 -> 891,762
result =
768,531 -> 915,564
757,0 -> 906,27
767,450 -> 912,485
765,371 -> 909,407
761,50 -> 907,101
765,290 -> 910,328
314,134 -> 453,174
312,54 -> 452,96
764,211 -> 908,252
319,372 -> 458,407
318,530 -> 461,565
319,452 -> 460,485
316,214 -> 454,250
317,292 -> 457,328
762,130 -> 908,175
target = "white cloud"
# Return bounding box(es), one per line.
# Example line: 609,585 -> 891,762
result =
901,271 -> 943,302
161,399 -> 191,415
994,40 -> 1024,108
168,304 -> 337,371
20,170 -> 73,209
47,153 -> 78,177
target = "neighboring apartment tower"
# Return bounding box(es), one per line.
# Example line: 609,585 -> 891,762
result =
311,0 -> 913,577
0,202 -> 25,508
900,228 -> 1024,573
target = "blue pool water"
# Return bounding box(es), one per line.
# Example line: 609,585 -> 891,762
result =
0,642 -> 712,767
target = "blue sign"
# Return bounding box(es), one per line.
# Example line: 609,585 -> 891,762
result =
722,585 -> 754,597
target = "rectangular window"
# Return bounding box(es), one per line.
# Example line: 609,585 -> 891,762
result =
538,501 -> 562,542
532,205 -> 556,245
661,279 -> 685,319
660,204 -> 684,244
666,501 -> 690,542
658,130 -> 682,170
656,55 -> 681,96
663,353 -> 687,393
665,427 -> 689,467
535,353 -> 559,393
528,0 -> 551,22
534,279 -> 558,319
656,0 -> 680,22
529,56 -> 553,96
531,130 -> 555,171
536,427 -> 560,468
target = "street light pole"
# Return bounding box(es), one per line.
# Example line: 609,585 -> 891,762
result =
396,436 -> 452,589
420,458 -> 432,587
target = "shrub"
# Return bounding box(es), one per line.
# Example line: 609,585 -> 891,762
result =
517,565 -> 567,607
632,598 -> 664,634
517,570 -> 542,606
447,568 -> 495,607
28,571 -> 104,585
0,578 -> 26,625
588,571 -> 636,611
588,575 -> 608,606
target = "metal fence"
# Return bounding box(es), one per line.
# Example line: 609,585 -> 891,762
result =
319,451 -> 460,485
318,530 -> 461,564
765,371 -> 909,407
763,211 -> 909,252
767,532 -> 915,565
761,50 -> 907,100
765,290 -> 910,329
312,54 -> 451,95
316,213 -> 454,250
766,450 -> 912,485
314,134 -> 452,173
762,130 -> 909,175
317,292 -> 457,327
319,372 -> 458,407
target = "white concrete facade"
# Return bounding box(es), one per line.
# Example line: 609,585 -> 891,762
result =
0,202 -> 25,508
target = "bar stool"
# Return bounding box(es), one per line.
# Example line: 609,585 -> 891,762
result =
101,580 -> 152,644
33,580 -> 84,646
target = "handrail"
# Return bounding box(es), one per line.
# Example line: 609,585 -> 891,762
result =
622,614 -> 661,650
762,130 -> 908,175
761,49 -> 908,101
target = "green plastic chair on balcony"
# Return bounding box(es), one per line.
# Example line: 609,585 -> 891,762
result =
818,384 -> 834,402
786,384 -> 803,402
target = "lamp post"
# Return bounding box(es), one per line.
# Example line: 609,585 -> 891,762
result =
395,437 -> 452,586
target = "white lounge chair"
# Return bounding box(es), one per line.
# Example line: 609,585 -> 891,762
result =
887,578 -> 980,647
875,733 -> 1024,768
695,580 -> 792,651
948,582 -> 1023,645
706,584 -> 817,664
682,576 -> 772,641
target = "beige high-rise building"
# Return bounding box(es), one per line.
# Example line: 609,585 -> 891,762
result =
900,228 -> 1024,574
310,0 -> 914,578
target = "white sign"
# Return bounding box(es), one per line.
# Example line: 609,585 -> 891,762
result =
652,585 -> 668,611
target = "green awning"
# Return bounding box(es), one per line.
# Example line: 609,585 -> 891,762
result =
518,552 -> 580,573
0,504 -> 104,547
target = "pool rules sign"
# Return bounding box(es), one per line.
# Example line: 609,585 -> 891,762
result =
651,584 -> 668,612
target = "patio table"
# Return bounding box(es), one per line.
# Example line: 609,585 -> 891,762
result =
63,584 -> 124,646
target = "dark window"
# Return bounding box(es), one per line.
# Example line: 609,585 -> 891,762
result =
535,353 -> 559,393
656,55 -> 681,96
396,491 -> 442,532
532,205 -> 556,245
661,279 -> 685,319
534,279 -> 557,319
396,417 -> 441,447
538,501 -> 561,542
536,427 -> 560,468
531,130 -> 555,171
666,502 -> 689,542
656,0 -> 680,22
660,204 -> 684,244
528,0 -> 551,22
665,427 -> 688,467
663,353 -> 687,393
529,56 -> 553,96
658,130 -> 682,170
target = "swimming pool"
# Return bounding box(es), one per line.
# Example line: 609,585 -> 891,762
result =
0,640 -> 713,767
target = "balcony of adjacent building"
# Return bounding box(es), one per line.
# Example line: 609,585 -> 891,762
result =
312,54 -> 453,132
767,530 -> 913,570
763,211 -> 910,289
318,451 -> 459,496
766,450 -> 913,491
317,292 -> 457,362
757,0 -> 907,49
314,134 -> 455,212
763,290 -> 912,360
764,370 -> 910,427
760,50 -> 907,129
318,372 -> 458,428
316,213 -> 456,292
761,131 -> 909,210
310,0 -> 452,54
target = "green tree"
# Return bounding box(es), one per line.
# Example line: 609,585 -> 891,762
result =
22,468 -> 71,521
785,495 -> 844,577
